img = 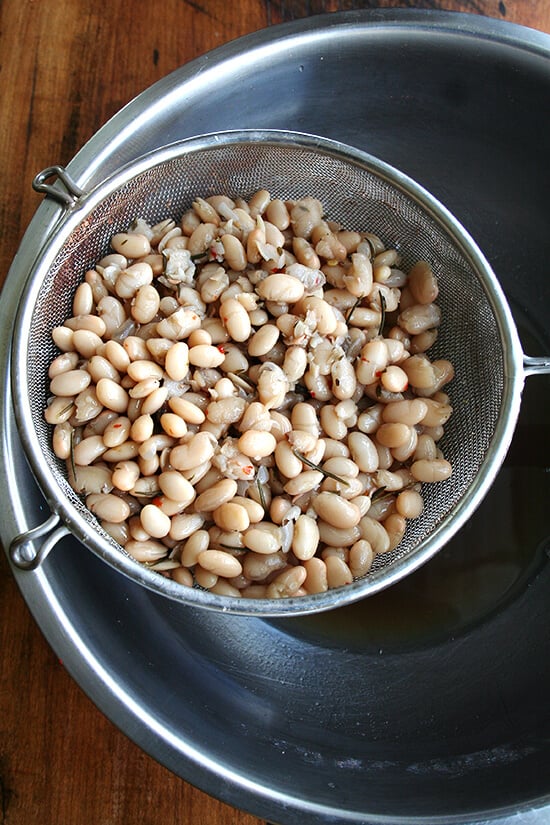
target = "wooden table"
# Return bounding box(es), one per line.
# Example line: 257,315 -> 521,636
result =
1,2 -> 549,823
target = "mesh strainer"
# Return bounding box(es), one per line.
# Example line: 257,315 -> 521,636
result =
9,130 -> 550,616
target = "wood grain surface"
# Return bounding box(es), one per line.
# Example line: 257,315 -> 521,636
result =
1,2 -> 549,824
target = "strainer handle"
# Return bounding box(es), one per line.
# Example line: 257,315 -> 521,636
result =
32,165 -> 85,207
9,513 -> 70,571
524,355 -> 550,377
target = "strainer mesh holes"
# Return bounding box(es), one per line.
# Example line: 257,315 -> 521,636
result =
25,141 -> 505,572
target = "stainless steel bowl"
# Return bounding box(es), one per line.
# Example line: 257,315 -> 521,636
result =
2,10 -> 549,823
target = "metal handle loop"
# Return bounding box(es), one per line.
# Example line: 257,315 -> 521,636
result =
32,165 -> 86,206
523,355 -> 550,377
9,513 -> 70,570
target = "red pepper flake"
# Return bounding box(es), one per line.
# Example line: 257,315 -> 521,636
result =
310,391 -> 316,398
243,465 -> 254,475
375,369 -> 384,378
271,266 -> 285,274
217,345 -> 226,354
152,496 -> 163,507
113,423 -> 122,428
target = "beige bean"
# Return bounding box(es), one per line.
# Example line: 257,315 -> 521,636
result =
188,344 -> 225,368
349,539 -> 374,578
398,303 -> 441,335
68,463 -> 113,496
303,557 -> 328,594
65,314 -> 107,337
96,377 -> 129,413
170,513 -> 205,543
51,326 -> 74,351
274,440 -> 303,479
111,232 -> 151,258
71,329 -> 102,359
158,471 -> 196,506
290,402 -> 319,436
356,403 -> 383,435
248,324 -> 280,358
220,234 -> 247,271
384,513 -> 407,551
292,514 -> 319,561
52,422 -> 73,459
48,351 -> 80,379
72,282 -> 94,316
410,328 -> 439,354
49,369 -> 91,397
237,430 -> 276,459
283,470 -> 324,496
325,555 -> 353,589
380,365 -> 409,393
140,503 -> 171,538
410,459 -> 452,482
137,433 -> 175,461
257,274 -> 305,304
198,549 -> 243,578
243,550 -> 286,581
194,478 -> 238,512
312,492 -> 361,529
231,496 -> 264,523
141,386 -> 169,415
358,516 -> 391,554
168,395 -> 205,424
213,502 -> 250,532
73,435 -> 107,466
104,340 -> 131,372
320,405 -> 347,440
375,422 -> 412,449
45,395 -> 75,425
131,284 -> 160,324
125,539 -> 167,563
172,567 -> 194,587
126,360 -> 163,383
318,521 -> 361,548
103,441 -> 140,462
243,526 -> 281,554
128,377 -> 160,399
266,565 -> 307,599
381,399 -> 428,426
179,529 -> 210,566
159,412 -> 187,438
408,261 -> 439,305
414,434 -> 438,461
265,198 -> 290,230
112,460 -> 140,491
347,431 -> 379,473
130,414 -> 154,443
396,489 -> 424,519
219,297 -> 251,342
86,492 -> 130,523
206,397 -> 246,425
355,339 -> 389,385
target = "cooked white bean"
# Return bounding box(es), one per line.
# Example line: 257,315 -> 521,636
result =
86,492 -> 130,523
325,555 -> 353,589
49,369 -> 91,397
198,549 -> 243,578
213,502 -> 250,532
96,378 -> 129,413
292,514 -> 319,561
219,297 -> 251,342
410,459 -> 453,483
194,478 -> 238,512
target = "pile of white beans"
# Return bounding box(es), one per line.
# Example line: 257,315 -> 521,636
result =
45,189 -> 454,599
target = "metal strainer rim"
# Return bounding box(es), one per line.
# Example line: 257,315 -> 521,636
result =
10,129 -> 526,616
